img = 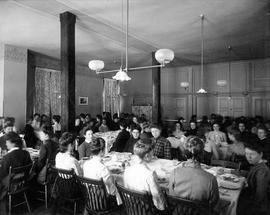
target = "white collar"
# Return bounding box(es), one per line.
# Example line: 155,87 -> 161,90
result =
8,147 -> 19,154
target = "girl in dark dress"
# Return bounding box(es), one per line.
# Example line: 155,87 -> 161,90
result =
237,142 -> 270,215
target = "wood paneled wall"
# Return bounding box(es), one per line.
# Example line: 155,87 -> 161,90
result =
120,57 -> 270,120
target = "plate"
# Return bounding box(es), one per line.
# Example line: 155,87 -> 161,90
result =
220,173 -> 240,183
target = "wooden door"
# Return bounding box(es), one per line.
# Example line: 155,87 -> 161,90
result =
218,97 -> 245,117
252,97 -> 270,119
176,98 -> 187,120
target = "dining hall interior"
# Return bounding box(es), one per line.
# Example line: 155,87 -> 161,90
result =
0,0 -> 270,215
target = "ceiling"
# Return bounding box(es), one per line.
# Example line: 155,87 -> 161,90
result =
0,0 -> 269,69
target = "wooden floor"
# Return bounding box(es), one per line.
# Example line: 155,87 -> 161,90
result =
7,198 -> 125,215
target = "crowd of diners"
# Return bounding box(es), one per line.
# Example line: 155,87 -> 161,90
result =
0,112 -> 270,214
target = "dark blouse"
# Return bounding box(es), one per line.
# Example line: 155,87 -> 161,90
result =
240,162 -> 270,214
123,137 -> 139,153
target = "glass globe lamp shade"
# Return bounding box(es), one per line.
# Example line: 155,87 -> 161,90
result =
217,80 -> 227,87
88,60 -> 104,72
112,68 -> 131,81
155,49 -> 174,65
197,88 -> 207,94
180,82 -> 189,88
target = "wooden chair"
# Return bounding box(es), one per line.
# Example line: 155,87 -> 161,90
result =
211,159 -> 240,170
167,195 -> 213,215
7,163 -> 33,215
77,176 -> 121,215
50,167 -> 83,215
116,183 -> 158,215
36,159 -> 56,208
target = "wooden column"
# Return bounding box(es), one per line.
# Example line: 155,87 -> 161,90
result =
60,12 -> 76,132
152,52 -> 161,124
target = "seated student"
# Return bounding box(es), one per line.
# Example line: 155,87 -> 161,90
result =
55,132 -> 82,176
78,127 -> 94,159
124,139 -> 166,211
123,125 -> 141,153
0,132 -> 32,214
0,121 -> 14,151
151,124 -> 172,160
208,122 -> 227,146
237,142 -> 270,215
257,126 -> 270,166
227,128 -> 250,169
24,115 -> 40,148
83,137 -> 121,204
172,121 -> 185,138
36,124 -> 59,183
99,118 -> 109,133
203,129 -> 219,164
110,114 -> 120,131
110,121 -> 130,152
168,136 -> 219,208
185,121 -> 198,137
52,115 -> 61,139
238,121 -> 257,143
139,121 -> 152,139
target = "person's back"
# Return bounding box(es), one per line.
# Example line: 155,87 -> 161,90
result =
124,160 -> 156,193
168,136 -> 219,208
123,140 -> 166,211
0,149 -> 32,180
169,165 -> 219,206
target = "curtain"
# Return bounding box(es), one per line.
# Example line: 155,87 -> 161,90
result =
103,78 -> 119,116
34,68 -> 61,117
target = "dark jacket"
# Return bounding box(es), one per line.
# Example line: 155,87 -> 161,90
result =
0,148 -> 32,181
24,124 -> 39,148
110,130 -> 130,152
123,137 -> 140,153
0,135 -> 7,150
36,139 -> 59,173
78,141 -> 92,159
238,162 -> 270,215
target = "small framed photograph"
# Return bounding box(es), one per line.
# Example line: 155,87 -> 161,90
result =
79,97 -> 88,105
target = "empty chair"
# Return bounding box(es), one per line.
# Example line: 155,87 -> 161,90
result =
211,159 -> 240,170
116,183 -> 159,215
167,195 -> 213,215
7,163 -> 33,215
77,176 -> 121,215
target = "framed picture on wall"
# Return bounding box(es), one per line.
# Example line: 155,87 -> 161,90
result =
79,97 -> 88,105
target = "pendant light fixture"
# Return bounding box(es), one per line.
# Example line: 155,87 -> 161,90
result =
88,0 -> 174,80
197,14 -> 207,94
228,45 -> 232,99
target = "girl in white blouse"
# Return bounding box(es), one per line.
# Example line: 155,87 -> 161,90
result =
55,132 -> 82,176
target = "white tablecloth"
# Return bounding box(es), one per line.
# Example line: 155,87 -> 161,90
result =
81,153 -> 245,215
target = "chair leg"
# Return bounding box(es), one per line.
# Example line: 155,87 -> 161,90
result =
24,192 -> 31,214
73,202 -> 76,215
45,185 -> 48,209
8,195 -> 11,215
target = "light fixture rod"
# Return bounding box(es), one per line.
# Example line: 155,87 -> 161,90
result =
96,64 -> 164,74
200,14 -> 204,89
125,0 -> 129,71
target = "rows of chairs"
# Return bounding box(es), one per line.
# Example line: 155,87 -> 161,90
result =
6,158 -> 243,215
49,167 -> 216,215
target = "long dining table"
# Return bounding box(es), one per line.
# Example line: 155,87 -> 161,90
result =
85,152 -> 246,215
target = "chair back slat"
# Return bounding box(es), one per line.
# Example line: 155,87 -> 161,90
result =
8,163 -> 32,195
51,167 -> 82,199
116,183 -> 156,215
77,176 -> 110,212
167,195 -> 212,215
